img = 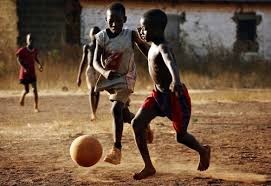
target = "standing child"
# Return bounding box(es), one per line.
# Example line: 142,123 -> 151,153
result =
16,33 -> 43,112
77,26 -> 101,121
93,2 -> 152,165
132,9 -> 211,180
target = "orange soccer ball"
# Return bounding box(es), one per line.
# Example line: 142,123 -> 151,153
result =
70,135 -> 103,167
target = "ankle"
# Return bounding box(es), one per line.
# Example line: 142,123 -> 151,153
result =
199,145 -> 207,155
114,142 -> 122,150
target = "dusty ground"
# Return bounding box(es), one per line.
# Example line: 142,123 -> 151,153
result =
0,89 -> 271,186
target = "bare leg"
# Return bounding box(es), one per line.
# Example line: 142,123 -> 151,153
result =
177,132 -> 211,171
111,101 -> 124,149
93,91 -> 100,113
122,104 -> 134,124
32,82 -> 39,112
19,84 -> 29,106
132,108 -> 157,180
103,101 -> 124,165
89,87 -> 99,120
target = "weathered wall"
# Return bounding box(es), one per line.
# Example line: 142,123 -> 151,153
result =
16,0 -> 81,50
0,0 -> 18,50
0,0 -> 18,73
181,6 -> 271,59
80,1 -> 271,59
16,0 -> 66,49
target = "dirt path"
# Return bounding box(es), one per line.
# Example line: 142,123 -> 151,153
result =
0,90 -> 271,185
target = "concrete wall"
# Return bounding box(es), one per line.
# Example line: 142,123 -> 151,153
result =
181,8 -> 271,59
80,1 -> 271,59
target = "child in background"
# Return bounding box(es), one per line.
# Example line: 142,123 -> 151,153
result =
16,33 -> 43,112
77,26 -> 101,121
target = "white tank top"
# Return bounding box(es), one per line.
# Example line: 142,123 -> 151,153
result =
95,29 -> 136,92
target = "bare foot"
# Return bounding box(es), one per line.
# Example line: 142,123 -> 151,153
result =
19,100 -> 24,106
198,145 -> 211,171
133,167 -> 156,180
34,108 -> 39,113
90,114 -> 96,121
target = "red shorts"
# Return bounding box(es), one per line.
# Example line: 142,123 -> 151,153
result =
141,84 -> 191,134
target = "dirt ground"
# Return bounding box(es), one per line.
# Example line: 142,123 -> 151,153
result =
0,90 -> 271,186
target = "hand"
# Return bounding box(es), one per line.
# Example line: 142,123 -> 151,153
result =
38,65 -> 43,72
23,68 -> 28,73
170,83 -> 183,97
77,77 -> 81,87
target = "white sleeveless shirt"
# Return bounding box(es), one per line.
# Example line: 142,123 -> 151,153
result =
95,29 -> 136,92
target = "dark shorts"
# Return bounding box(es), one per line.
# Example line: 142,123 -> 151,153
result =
19,77 -> 37,85
141,84 -> 191,134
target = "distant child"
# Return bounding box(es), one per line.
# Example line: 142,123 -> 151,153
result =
132,9 -> 211,180
77,26 -> 101,121
16,33 -> 43,112
93,2 -> 152,165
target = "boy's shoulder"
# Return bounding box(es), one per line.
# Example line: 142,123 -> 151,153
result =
95,29 -> 107,45
16,46 -> 26,52
95,29 -> 106,38
16,47 -> 27,55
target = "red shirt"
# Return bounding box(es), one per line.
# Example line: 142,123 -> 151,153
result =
16,47 -> 38,80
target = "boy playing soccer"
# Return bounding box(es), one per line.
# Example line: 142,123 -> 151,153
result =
16,33 -> 43,112
132,9 -> 211,180
77,26 -> 101,121
93,2 -> 152,165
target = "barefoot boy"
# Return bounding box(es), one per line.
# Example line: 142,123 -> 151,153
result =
16,33 -> 43,112
93,2 -> 152,165
77,26 -> 101,121
132,9 -> 211,180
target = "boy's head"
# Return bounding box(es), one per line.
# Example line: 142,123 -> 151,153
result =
89,26 -> 100,40
139,9 -> 167,42
105,2 -> 127,34
26,33 -> 34,47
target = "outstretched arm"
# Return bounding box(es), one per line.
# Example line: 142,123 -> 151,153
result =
132,30 -> 150,59
77,45 -> 88,86
159,44 -> 183,96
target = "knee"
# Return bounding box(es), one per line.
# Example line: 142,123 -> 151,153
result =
131,117 -> 144,134
24,89 -> 29,94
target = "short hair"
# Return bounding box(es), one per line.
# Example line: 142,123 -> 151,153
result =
143,9 -> 167,30
107,2 -> 126,16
